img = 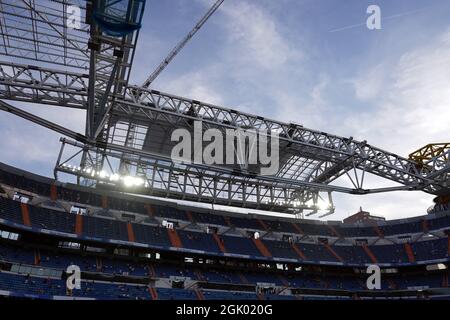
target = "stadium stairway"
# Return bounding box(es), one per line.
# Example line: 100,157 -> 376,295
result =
448,235 -> 450,256
387,278 -> 397,290
101,195 -> 108,209
34,248 -> 40,265
442,273 -> 448,287
127,223 -> 136,242
195,289 -> 205,300
291,223 -> 304,235
277,275 -> 290,287
50,184 -> 58,201
194,269 -> 205,282
252,238 -> 272,258
257,219 -> 270,232
422,219 -> 429,233
20,203 -> 31,226
223,216 -> 233,228
238,272 -> 250,285
144,204 -> 154,217
290,243 -> 307,260
96,257 -> 102,272
328,225 -> 340,238
362,244 -> 378,263
149,287 -> 158,300
323,244 -> 343,262
186,211 -> 194,223
148,264 -> 156,278
212,233 -> 227,253
404,243 -> 416,263
75,214 -> 83,235
167,228 -> 183,248
373,225 -> 384,238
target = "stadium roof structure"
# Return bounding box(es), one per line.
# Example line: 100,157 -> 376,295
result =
0,0 -> 449,217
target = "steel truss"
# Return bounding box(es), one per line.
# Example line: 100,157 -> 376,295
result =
118,87 -> 446,192
0,64 -> 449,212
82,0 -> 144,188
0,61 -> 88,108
0,1 -> 449,215
0,0 -> 90,69
56,138 -> 339,213
411,144 -> 450,183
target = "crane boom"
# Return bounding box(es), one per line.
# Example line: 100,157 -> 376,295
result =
142,0 -> 225,88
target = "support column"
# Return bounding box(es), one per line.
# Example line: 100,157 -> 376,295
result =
20,203 -> 31,226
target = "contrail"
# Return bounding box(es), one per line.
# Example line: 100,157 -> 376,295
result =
329,6 -> 431,33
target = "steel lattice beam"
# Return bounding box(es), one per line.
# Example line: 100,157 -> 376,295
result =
0,0 -> 448,215
0,0 -> 90,69
0,61 -> 88,108
54,138 -> 347,213
0,62 -> 447,195
119,87 -> 440,187
0,61 -> 447,195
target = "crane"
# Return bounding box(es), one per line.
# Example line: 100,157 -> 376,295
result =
141,0 -> 225,88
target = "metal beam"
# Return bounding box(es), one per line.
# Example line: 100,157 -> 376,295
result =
119,87 -> 435,186
0,0 -> 90,69
0,61 -> 88,108
0,99 -> 86,142
0,62 -> 446,195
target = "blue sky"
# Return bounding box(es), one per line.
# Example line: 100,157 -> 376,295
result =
1,0 -> 450,221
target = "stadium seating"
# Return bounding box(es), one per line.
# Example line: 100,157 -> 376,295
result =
1,164 -> 450,300
0,242 -> 35,265
332,245 -> 371,265
202,290 -> 258,300
83,215 -> 128,241
133,223 -> 172,247
2,193 -> 450,265
29,205 -> 75,233
379,221 -> 423,236
177,230 -> 221,253
410,238 -> 448,262
427,215 -> 450,230
0,197 -> 23,224
220,235 -> 262,257
263,239 -> 299,260
156,288 -> 197,300
369,243 -> 410,264
228,216 -> 263,230
201,269 -> 243,284
338,226 -> 377,238
0,271 -> 65,297
190,211 -> 226,226
296,242 -> 339,262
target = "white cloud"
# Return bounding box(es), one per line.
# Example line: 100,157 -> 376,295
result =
330,27 -> 450,220
161,0 -> 306,115
162,66 -> 225,105
157,1 -> 444,220
275,74 -> 330,127
352,64 -> 386,101
220,1 -> 302,71
348,28 -> 450,154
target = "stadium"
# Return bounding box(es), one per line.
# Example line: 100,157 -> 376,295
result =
0,0 -> 449,302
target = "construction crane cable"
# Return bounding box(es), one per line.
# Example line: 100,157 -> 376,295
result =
141,0 -> 224,88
